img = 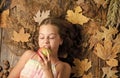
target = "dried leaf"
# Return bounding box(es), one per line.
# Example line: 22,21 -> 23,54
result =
66,6 -> 89,25
113,34 -> 120,45
87,21 -> 99,35
106,59 -> 118,67
88,21 -> 100,49
94,41 -> 119,60
102,67 -> 118,78
93,0 -> 106,8
76,0 -> 84,5
96,26 -> 118,41
12,28 -> 30,42
72,58 -> 91,77
89,35 -> 99,49
82,72 -> 93,78
0,9 -> 9,28
34,10 -> 50,25
94,40 -> 119,61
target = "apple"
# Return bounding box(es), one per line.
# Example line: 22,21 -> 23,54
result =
38,47 -> 51,57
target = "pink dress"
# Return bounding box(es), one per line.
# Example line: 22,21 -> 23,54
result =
20,54 -> 58,78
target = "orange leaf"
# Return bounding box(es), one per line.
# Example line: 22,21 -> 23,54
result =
82,72 -> 93,78
113,34 -> 120,45
96,26 -> 118,41
72,58 -> 91,77
102,67 -> 118,78
94,42 -> 106,60
12,28 -> 30,42
0,9 -> 9,28
76,0 -> 84,5
66,6 -> 89,25
94,40 -> 119,60
106,59 -> 118,67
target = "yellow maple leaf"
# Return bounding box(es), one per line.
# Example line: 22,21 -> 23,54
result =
72,58 -> 91,77
66,6 -> 89,25
102,67 -> 118,78
94,40 -> 119,61
113,34 -> 120,45
34,10 -> 50,25
95,26 -> 118,41
12,28 -> 30,42
106,59 -> 118,67
82,72 -> 93,78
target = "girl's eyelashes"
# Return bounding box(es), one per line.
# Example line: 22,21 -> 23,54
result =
39,37 -> 44,39
49,35 -> 56,39
39,34 -> 56,39
39,34 -> 44,39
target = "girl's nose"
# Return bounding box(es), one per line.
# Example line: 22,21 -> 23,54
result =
44,38 -> 49,44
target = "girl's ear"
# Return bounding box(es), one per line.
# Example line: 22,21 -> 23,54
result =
60,40 -> 63,45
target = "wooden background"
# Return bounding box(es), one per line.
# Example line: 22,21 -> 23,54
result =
0,0 -> 120,78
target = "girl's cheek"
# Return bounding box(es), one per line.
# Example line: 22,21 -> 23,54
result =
38,40 -> 43,46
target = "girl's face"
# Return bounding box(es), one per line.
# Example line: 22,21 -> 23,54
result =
38,24 -> 62,55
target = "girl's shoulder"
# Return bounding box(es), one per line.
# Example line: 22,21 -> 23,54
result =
55,61 -> 71,77
20,50 -> 36,61
56,61 -> 71,72
23,50 -> 35,56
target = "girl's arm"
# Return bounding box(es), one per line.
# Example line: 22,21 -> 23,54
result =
8,50 -> 34,78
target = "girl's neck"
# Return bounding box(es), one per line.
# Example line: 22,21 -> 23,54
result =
50,56 -> 59,64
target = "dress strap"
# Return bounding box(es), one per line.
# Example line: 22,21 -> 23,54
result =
51,61 -> 60,78
54,61 -> 61,67
30,53 -> 36,59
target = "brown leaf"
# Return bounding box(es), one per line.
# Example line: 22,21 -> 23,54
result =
106,59 -> 118,67
87,21 -> 99,35
113,34 -> 120,45
88,21 -> 100,49
89,35 -> 99,49
102,67 -> 118,78
82,72 -> 93,78
0,9 -> 9,28
66,6 -> 90,25
94,40 -> 119,61
95,26 -> 118,41
93,0 -> 106,8
11,28 -> 30,42
72,58 -> 92,77
76,0 -> 84,5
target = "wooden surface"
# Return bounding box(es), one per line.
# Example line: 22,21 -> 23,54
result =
0,28 -> 20,66
0,0 -> 119,78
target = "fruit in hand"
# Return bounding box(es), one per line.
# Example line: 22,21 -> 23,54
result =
38,47 -> 51,57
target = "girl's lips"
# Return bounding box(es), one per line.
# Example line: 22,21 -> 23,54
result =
43,45 -> 51,49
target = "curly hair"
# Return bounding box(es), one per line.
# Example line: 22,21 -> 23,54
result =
39,17 -> 82,59
0,0 -> 11,13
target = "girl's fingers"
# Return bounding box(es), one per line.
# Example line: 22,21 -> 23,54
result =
39,52 -> 51,69
47,52 -> 51,61
39,52 -> 48,63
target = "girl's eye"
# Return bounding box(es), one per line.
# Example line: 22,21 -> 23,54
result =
39,35 -> 44,39
49,35 -> 56,39
39,37 -> 44,39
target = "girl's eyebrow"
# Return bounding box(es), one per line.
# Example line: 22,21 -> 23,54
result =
39,33 -> 57,36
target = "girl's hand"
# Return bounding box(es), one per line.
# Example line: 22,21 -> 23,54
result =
38,52 -> 54,78
39,52 -> 51,71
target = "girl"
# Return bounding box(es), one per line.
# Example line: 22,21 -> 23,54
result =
8,17 -> 74,78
